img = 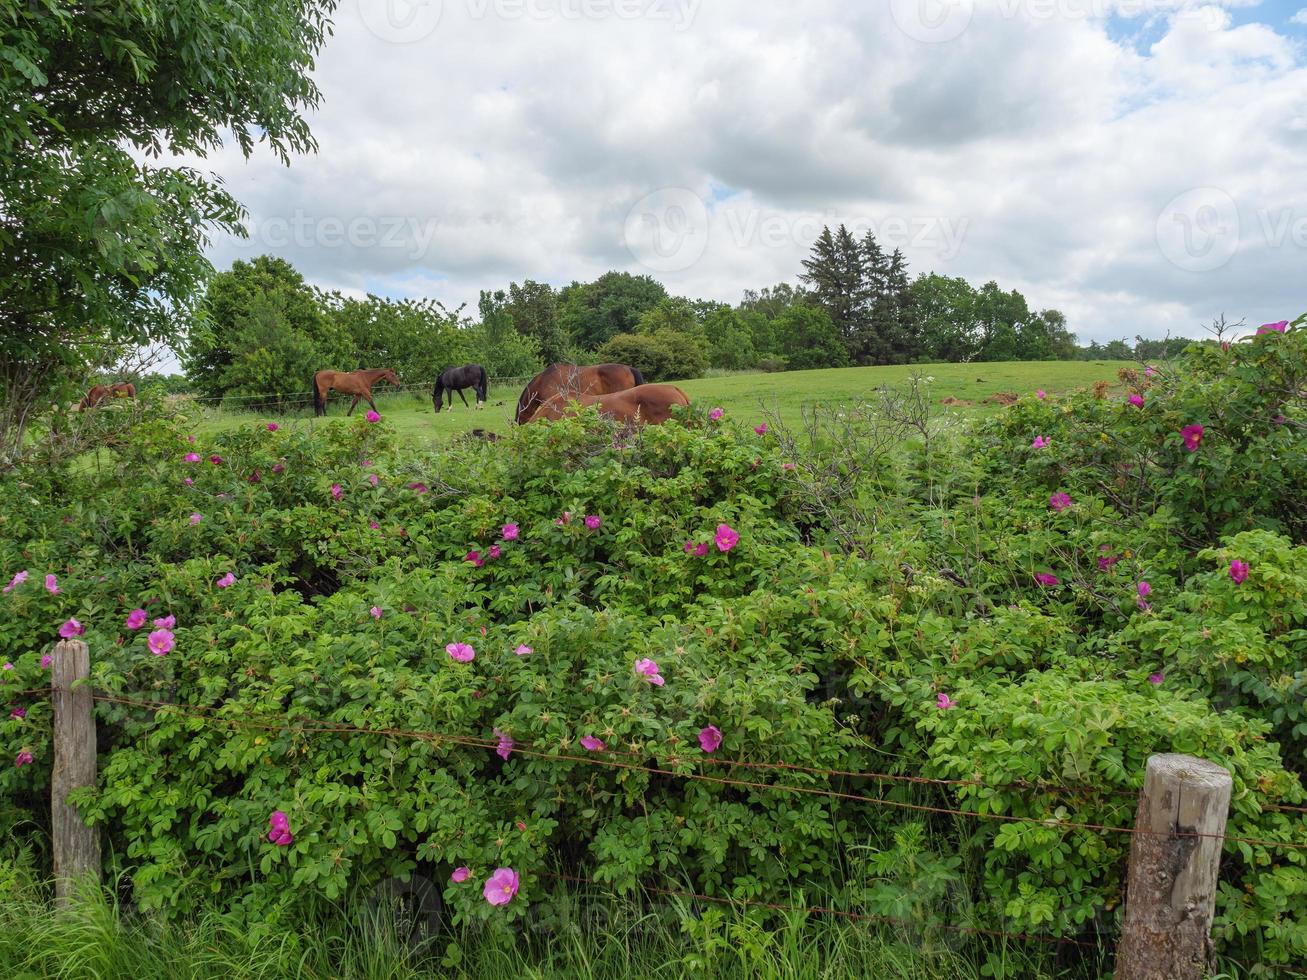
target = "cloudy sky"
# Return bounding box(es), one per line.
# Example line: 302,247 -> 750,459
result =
193,0 -> 1307,344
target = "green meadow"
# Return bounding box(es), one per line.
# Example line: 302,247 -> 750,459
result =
194,360 -> 1134,446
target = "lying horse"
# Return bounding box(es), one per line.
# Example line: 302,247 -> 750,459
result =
312,368 -> 400,417
79,382 -> 136,410
531,383 -> 690,426
515,363 -> 644,424
432,364 -> 488,412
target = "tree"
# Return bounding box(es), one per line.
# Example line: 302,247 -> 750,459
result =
798,225 -> 866,363
974,282 -> 1031,362
505,280 -> 569,363
774,305 -> 849,371
475,290 -> 543,377
183,256 -> 349,403
910,274 -> 982,362
557,272 -> 668,350
0,0 -> 333,459
701,307 -> 758,370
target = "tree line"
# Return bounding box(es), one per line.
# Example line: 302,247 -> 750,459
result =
183,224 -> 1098,405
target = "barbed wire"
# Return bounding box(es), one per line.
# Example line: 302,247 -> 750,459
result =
70,691 -> 1307,852
176,376 -> 534,406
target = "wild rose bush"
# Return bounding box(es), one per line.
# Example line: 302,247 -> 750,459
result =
0,321 -> 1305,966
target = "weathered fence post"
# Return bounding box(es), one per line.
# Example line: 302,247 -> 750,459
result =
1114,753 -> 1232,980
51,638 -> 100,906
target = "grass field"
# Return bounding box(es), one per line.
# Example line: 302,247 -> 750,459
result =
194,360 -> 1134,447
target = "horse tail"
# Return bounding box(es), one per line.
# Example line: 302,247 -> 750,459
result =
312,373 -> 323,416
478,365 -> 488,401
630,366 -> 645,388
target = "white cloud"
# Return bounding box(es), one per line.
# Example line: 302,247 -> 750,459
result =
178,0 -> 1307,346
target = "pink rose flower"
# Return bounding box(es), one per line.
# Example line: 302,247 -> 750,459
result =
754,423 -> 767,435
147,629 -> 175,656
1035,390 -> 1047,400
58,618 -> 84,639
714,524 -> 739,552
1148,672 -> 1164,685
266,422 -> 279,432
634,658 -> 664,686
267,811 -> 292,846
1032,436 -> 1049,449
184,453 -> 201,463
1034,572 -> 1059,587
370,606 -> 382,620
584,515 -> 601,530
331,484 -> 343,501
494,729 -> 514,760
580,735 -> 606,751
936,693 -> 957,710
502,523 -> 519,541
446,642 -> 475,663
451,867 -> 471,883
1229,559 -> 1249,584
216,572 -> 235,589
189,512 -> 202,525
1181,424 -> 1204,452
1256,321 -> 1288,335
3,570 -> 28,594
514,644 -> 532,656
483,867 -> 519,906
709,407 -> 724,420
44,574 -> 59,594
698,725 -> 722,753
366,410 -> 380,422
153,615 -> 175,629
15,751 -> 34,767
1048,493 -> 1072,512
465,550 -> 484,568
1127,393 -> 1144,408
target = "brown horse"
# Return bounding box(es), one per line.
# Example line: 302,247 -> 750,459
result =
530,383 -> 690,426
515,363 -> 644,424
312,368 -> 400,417
79,382 -> 136,410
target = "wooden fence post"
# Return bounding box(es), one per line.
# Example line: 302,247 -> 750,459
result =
51,638 -> 100,906
1114,753 -> 1232,980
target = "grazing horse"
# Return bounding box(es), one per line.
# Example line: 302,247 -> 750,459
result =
515,363 -> 644,424
312,368 -> 400,417
432,364 -> 488,412
79,382 -> 135,410
531,383 -> 690,426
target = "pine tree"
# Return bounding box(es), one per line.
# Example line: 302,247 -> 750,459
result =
799,225 -> 868,363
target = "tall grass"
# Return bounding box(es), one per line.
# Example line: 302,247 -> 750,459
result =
0,859 -> 1090,979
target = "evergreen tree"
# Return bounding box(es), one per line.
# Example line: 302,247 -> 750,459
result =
798,225 -> 866,363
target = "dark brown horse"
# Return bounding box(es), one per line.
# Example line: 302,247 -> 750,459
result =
313,368 -> 400,417
530,383 -> 690,426
515,363 -> 644,424
79,382 -> 136,410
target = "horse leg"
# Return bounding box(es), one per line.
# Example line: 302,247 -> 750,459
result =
347,395 -> 359,416
457,388 -> 470,409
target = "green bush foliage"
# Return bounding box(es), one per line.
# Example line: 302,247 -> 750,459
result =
1,322 -> 1305,966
